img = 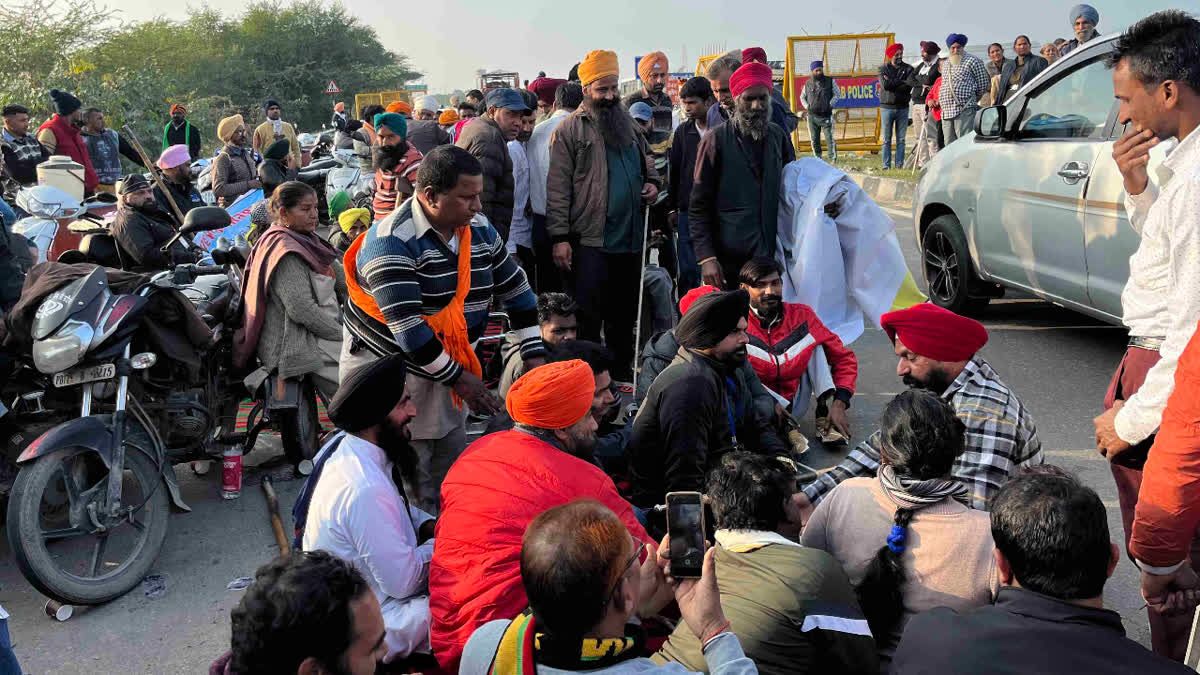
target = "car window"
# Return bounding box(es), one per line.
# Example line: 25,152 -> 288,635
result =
1015,57 -> 1113,140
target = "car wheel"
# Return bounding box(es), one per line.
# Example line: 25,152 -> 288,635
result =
922,215 -> 989,315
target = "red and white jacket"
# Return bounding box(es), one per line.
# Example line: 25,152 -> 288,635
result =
746,302 -> 858,406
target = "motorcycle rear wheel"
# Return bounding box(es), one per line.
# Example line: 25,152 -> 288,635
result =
279,378 -> 320,467
6,431 -> 169,605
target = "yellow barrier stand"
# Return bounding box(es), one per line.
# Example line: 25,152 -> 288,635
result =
784,33 -> 894,153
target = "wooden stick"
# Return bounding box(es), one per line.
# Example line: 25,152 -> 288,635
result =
120,124 -> 186,227
261,475 -> 291,556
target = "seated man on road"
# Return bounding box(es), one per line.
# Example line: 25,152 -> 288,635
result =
110,174 -> 196,272
498,292 -> 578,398
629,289 -> 787,508
488,340 -> 632,475
431,360 -> 654,673
892,468 -> 1194,675
298,355 -> 436,665
655,452 -> 878,675
740,257 -> 857,444
637,285 -> 775,422
460,500 -> 757,675
223,550 -> 388,675
798,303 -> 1042,513
154,144 -> 204,223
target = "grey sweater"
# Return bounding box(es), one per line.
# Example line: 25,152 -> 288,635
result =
256,253 -> 346,379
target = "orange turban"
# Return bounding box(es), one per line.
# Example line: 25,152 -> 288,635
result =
579,49 -> 619,86
638,51 -> 668,82
170,103 -> 186,115
439,109 -> 459,125
386,100 -> 413,115
506,360 -> 595,429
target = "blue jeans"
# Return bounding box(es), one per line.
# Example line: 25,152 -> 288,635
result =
807,115 -> 836,161
675,211 -> 700,294
0,619 -> 21,675
881,107 -> 909,169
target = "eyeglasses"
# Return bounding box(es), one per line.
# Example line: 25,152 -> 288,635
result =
603,540 -> 647,609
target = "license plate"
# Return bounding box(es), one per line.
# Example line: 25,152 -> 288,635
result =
53,363 -> 116,388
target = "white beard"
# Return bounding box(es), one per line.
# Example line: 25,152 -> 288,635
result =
949,53 -> 963,66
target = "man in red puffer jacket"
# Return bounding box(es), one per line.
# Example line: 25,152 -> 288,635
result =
36,89 -> 99,195
739,257 -> 858,442
429,360 -> 654,673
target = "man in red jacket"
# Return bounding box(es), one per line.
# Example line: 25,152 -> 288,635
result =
739,257 -> 857,441
429,360 -> 655,672
36,88 -> 99,195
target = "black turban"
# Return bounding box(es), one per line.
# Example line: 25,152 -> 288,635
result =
675,289 -> 750,351
327,355 -> 408,432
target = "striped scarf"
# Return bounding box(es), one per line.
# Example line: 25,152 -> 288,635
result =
489,614 -> 645,675
878,463 -> 969,510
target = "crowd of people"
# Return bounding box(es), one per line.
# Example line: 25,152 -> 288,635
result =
1,5 -> 1200,675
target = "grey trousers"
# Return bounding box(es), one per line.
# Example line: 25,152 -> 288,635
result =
942,107 -> 978,145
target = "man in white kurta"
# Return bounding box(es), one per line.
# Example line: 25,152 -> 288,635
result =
302,355 -> 436,663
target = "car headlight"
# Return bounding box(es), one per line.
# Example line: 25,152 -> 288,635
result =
32,319 -> 93,374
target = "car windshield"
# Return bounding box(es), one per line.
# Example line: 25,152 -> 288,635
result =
1016,56 -> 1114,140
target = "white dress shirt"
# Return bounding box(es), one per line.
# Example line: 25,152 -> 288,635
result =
507,139 -> 532,253
1117,127 -> 1200,444
527,109 -> 570,216
302,433 -> 436,661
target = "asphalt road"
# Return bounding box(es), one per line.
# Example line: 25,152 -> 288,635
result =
0,207 -> 1148,673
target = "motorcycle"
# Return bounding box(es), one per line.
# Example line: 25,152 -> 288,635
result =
325,148 -> 374,212
6,207 -> 322,605
13,186 -> 117,264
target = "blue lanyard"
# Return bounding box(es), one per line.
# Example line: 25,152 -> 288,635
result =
724,376 -> 744,451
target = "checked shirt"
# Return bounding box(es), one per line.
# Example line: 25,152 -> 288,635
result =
803,355 -> 1043,510
938,54 -> 990,120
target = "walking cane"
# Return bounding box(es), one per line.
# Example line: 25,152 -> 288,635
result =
122,124 -> 186,226
904,108 -> 929,173
632,205 -> 652,381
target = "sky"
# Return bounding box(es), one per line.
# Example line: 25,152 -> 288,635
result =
107,0 -> 1197,93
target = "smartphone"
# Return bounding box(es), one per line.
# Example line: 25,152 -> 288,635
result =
666,491 -> 706,578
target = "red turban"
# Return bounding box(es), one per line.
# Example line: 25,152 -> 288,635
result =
885,43 -> 904,59
881,303 -> 988,362
528,77 -> 567,105
729,62 -> 774,98
678,285 -> 719,315
506,360 -> 595,429
742,47 -> 768,64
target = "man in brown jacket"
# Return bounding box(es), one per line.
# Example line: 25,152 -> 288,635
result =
454,88 -> 527,241
546,49 -> 661,380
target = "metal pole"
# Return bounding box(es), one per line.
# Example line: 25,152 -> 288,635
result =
121,124 -> 186,226
632,207 -> 652,381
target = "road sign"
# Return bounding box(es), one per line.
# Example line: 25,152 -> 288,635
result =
324,80 -> 341,95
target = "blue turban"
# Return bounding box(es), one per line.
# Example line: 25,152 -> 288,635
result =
1069,4 -> 1098,25
946,33 -> 968,47
373,112 -> 407,139
810,61 -> 823,71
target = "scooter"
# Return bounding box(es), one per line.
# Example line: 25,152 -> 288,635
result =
12,186 -> 117,264
325,148 -> 374,211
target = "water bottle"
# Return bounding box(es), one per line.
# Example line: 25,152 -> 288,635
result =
222,446 -> 242,500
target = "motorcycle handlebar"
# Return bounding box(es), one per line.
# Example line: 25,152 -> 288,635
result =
175,263 -> 223,276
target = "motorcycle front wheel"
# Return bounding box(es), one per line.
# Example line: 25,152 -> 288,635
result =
6,437 -> 169,605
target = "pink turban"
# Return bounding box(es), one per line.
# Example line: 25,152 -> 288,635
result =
729,62 -> 774,98
157,144 -> 191,170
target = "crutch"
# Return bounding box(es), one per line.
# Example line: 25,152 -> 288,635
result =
904,109 -> 929,173
633,206 -> 652,380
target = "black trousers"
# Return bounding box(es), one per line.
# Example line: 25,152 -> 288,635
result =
573,246 -> 639,381
528,213 -> 563,293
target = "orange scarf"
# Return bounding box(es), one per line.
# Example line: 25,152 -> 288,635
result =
343,227 -> 482,407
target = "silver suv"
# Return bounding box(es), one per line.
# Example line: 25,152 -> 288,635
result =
913,35 -> 1167,322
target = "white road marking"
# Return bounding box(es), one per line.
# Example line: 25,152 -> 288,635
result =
1046,449 -> 1104,461
982,324 -> 1124,331
881,206 -> 911,219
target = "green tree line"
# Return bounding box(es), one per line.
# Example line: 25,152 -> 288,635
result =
1,0 -> 419,158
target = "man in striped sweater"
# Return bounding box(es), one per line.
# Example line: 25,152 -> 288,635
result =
342,145 -> 546,513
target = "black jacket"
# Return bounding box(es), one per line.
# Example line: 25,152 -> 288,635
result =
455,115 -> 513,239
878,62 -> 916,109
907,60 -> 941,104
636,329 -> 776,422
406,119 -> 452,156
111,206 -> 195,272
163,120 -> 203,161
892,587 -> 1194,675
667,119 -> 703,213
629,346 -> 787,507
153,177 -> 204,225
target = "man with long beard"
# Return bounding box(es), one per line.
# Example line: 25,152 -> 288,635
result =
938,34 -> 990,144
371,112 -> 424,221
794,303 -> 1043,519
689,61 -> 795,289
110,173 -> 197,272
298,355 -> 439,666
546,49 -> 661,381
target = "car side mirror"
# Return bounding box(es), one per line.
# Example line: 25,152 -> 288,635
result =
180,206 -> 232,234
976,105 -> 1006,140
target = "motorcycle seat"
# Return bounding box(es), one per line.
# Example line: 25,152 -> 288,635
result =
79,233 -> 123,268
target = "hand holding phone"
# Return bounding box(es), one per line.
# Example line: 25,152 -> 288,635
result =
666,491 -> 706,578
656,534 -> 729,642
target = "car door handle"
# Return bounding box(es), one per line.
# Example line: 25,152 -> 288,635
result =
1057,161 -> 1090,180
